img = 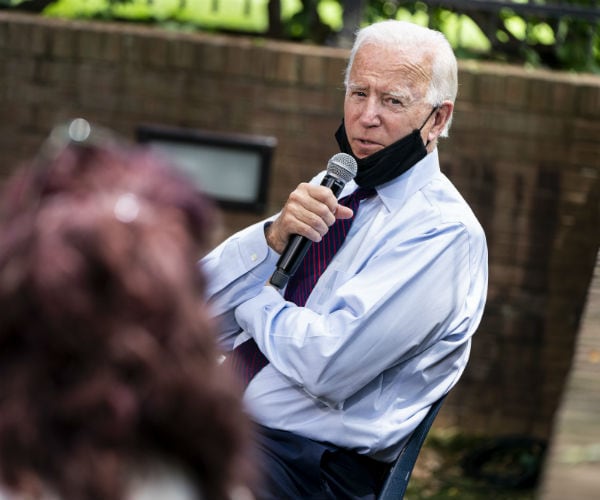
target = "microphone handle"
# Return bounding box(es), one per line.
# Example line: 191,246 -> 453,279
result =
269,175 -> 347,290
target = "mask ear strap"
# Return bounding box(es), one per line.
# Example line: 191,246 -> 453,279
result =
419,105 -> 441,132
420,105 -> 441,146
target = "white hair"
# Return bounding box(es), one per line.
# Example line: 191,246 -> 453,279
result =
344,20 -> 458,137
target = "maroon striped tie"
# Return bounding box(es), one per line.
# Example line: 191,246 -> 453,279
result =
228,187 -> 376,387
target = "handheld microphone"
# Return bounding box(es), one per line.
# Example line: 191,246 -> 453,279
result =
269,152 -> 358,290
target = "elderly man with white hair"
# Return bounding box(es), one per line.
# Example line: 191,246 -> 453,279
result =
203,19 -> 488,499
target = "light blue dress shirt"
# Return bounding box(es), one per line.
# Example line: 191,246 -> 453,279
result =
201,149 -> 488,462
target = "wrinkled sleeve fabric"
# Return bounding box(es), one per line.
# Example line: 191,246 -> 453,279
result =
234,219 -> 483,406
200,219 -> 280,350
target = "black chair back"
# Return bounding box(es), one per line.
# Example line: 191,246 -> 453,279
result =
377,396 -> 446,499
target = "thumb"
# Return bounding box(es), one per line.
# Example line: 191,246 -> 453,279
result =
334,205 -> 354,220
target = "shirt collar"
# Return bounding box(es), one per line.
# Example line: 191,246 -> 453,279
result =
372,148 -> 441,212
335,148 -> 441,210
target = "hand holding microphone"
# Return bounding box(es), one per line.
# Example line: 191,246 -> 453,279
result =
268,153 -> 357,289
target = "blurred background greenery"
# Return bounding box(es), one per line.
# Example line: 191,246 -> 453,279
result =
2,0 -> 599,73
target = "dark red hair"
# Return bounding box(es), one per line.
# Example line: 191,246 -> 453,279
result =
0,136 -> 253,499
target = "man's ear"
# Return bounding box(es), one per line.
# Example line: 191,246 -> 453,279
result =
428,101 -> 454,142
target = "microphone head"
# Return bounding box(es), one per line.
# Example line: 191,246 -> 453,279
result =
327,153 -> 357,183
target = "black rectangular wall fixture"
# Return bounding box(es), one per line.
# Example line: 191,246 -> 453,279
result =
137,124 -> 276,214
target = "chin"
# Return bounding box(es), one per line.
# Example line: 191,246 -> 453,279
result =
351,139 -> 385,159
353,147 -> 381,159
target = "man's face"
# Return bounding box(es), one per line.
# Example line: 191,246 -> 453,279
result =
344,43 -> 434,159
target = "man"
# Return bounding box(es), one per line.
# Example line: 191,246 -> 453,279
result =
202,20 -> 488,499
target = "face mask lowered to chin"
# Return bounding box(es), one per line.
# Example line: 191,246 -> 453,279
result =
335,106 -> 439,189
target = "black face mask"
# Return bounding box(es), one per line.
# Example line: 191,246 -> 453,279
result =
335,106 -> 439,189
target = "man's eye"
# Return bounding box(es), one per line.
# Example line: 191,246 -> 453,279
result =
386,97 -> 403,106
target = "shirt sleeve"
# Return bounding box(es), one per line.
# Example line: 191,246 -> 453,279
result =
200,219 -> 280,350
234,221 -> 486,406
200,170 -> 334,350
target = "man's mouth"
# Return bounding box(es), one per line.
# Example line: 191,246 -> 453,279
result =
353,138 -> 383,157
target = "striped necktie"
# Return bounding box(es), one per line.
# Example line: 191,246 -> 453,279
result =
283,187 -> 376,306
228,187 -> 377,387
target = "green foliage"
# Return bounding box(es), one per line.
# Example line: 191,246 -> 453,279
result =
41,0 -> 275,31
364,1 -> 599,73
4,0 -> 599,73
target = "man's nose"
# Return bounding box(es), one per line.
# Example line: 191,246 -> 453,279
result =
358,97 -> 382,127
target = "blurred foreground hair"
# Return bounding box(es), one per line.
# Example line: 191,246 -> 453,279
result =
0,120 -> 253,500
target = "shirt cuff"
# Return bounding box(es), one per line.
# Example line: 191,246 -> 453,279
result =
231,220 -> 280,280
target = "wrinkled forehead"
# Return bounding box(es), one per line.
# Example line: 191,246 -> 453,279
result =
349,42 -> 433,96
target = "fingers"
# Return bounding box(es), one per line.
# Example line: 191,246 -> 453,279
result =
286,183 -> 335,240
266,183 -> 350,254
290,184 -> 337,232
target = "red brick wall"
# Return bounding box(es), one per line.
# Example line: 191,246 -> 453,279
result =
1,12 -> 599,440
537,251 -> 600,497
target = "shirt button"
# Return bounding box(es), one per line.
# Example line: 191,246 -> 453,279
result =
250,253 -> 258,262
